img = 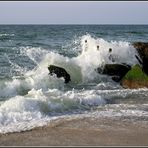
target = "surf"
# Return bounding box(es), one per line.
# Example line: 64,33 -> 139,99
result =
0,34 -> 146,134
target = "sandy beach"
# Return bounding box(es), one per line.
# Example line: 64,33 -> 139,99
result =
0,117 -> 148,146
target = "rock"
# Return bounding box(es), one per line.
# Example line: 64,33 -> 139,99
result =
121,64 -> 148,89
97,64 -> 131,82
132,42 -> 148,75
48,65 -> 71,83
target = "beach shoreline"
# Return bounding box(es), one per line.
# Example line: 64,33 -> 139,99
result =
0,25 -> 148,147
0,117 -> 148,146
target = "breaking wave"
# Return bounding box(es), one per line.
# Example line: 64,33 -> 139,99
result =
0,34 -> 146,134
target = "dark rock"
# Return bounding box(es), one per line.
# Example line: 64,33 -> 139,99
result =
132,42 -> 148,75
111,76 -> 121,82
48,65 -> 71,83
97,64 -> 131,82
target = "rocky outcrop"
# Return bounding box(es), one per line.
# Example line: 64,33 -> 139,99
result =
97,64 -> 131,82
48,65 -> 71,83
121,64 -> 148,89
132,42 -> 148,75
46,42 -> 148,88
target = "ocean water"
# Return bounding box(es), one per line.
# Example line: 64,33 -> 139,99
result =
0,25 -> 148,134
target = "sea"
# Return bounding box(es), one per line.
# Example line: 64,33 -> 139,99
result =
0,25 -> 148,134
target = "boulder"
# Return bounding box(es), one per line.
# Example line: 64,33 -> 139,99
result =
121,64 -> 148,89
97,64 -> 131,82
48,65 -> 71,83
132,42 -> 148,75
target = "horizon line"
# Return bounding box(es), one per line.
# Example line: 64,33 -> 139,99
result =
0,23 -> 148,25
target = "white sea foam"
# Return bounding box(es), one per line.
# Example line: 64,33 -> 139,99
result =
0,88 -> 107,133
0,34 -> 143,98
17,34 -> 140,85
0,33 -> 14,37
0,35 -> 147,133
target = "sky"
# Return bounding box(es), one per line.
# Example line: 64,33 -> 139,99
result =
0,1 -> 148,24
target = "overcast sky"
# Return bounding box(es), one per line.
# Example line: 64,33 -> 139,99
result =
0,1 -> 148,24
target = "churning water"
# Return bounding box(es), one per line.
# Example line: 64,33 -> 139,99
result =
0,25 -> 148,133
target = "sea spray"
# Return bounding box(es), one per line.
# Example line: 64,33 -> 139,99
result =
0,34 -> 141,98
13,35 -> 140,85
0,33 -> 147,134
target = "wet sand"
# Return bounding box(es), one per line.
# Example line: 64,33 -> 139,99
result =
0,117 -> 148,146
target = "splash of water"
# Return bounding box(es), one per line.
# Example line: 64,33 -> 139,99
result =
0,34 -> 144,134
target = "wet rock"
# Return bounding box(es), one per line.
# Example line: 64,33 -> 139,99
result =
132,42 -> 148,75
121,64 -> 148,88
48,65 -> 71,83
97,64 -> 131,82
